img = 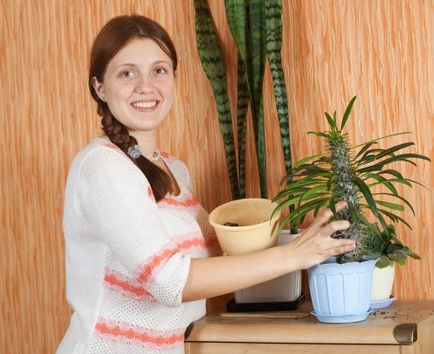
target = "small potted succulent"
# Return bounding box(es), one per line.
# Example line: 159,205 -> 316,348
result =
273,96 -> 430,323
364,223 -> 420,308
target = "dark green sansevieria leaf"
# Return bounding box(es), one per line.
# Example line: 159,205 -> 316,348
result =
236,56 -> 249,198
194,0 -> 239,199
264,0 -> 292,177
226,0 -> 268,197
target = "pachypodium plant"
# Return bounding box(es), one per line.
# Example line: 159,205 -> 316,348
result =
273,96 -> 430,263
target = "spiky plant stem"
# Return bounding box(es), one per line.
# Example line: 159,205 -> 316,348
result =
328,134 -> 369,263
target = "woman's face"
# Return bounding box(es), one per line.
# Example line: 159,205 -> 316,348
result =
92,38 -> 175,133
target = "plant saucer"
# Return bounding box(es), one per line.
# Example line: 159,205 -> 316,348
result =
311,309 -> 373,324
370,295 -> 396,309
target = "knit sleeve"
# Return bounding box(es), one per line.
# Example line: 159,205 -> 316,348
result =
77,146 -> 190,307
168,157 -> 222,257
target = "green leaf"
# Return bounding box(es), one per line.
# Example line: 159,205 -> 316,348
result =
324,112 -> 336,130
402,247 -> 421,259
289,197 -> 331,225
377,208 -> 413,230
307,131 -> 331,139
353,177 -> 379,216
350,132 -> 413,151
376,255 -> 392,268
379,153 -> 431,167
355,141 -> 377,159
194,0 -> 239,198
357,164 -> 384,173
367,177 -> 412,188
265,0 -> 293,178
341,96 -> 357,130
362,173 -> 398,195
226,0 -> 268,197
375,200 -> 405,211
372,193 -> 415,215
295,153 -> 327,166
377,169 -> 404,180
388,251 -> 407,265
235,56 -> 249,198
375,142 -> 415,159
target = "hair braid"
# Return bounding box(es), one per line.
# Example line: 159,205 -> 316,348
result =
101,108 -> 173,202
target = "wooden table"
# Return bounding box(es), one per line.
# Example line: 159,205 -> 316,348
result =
185,300 -> 434,354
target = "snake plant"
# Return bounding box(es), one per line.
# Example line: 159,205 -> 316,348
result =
273,96 -> 430,263
194,0 -> 240,199
194,0 -> 292,199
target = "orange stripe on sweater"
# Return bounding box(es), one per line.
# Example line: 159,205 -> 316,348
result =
137,236 -> 210,283
95,322 -> 184,345
104,273 -> 153,299
137,247 -> 179,283
161,195 -> 199,207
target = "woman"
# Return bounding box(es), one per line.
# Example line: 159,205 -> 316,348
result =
58,15 -> 354,354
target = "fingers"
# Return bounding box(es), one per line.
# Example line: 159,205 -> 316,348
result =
329,239 -> 356,255
312,201 -> 348,228
335,201 -> 349,212
321,219 -> 350,237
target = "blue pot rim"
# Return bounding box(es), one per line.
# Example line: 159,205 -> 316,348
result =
308,258 -> 377,274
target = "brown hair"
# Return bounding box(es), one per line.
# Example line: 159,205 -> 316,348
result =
88,15 -> 178,202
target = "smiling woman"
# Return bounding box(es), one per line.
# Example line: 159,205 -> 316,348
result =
58,14 -> 355,354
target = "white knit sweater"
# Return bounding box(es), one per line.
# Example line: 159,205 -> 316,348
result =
58,138 -> 218,354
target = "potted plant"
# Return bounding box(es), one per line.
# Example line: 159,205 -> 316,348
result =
273,96 -> 430,323
197,0 -> 303,308
364,223 -> 420,308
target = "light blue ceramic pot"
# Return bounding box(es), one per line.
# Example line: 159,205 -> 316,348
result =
308,259 -> 376,323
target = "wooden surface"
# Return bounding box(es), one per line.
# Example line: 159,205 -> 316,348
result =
1,1 -> 433,353
185,343 -> 403,354
186,301 -> 434,345
185,301 -> 434,354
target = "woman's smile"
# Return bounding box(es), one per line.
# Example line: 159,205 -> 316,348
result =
131,100 -> 159,110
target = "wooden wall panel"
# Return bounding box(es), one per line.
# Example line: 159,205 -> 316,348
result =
1,0 -> 432,353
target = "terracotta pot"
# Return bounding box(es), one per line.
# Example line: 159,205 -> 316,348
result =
209,198 -> 280,256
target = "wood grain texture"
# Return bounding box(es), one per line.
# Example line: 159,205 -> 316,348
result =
1,0 -> 433,352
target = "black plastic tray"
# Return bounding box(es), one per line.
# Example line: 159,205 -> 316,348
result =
226,293 -> 305,312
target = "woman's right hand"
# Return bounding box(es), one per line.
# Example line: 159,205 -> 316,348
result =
183,201 -> 356,302
283,201 -> 355,270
